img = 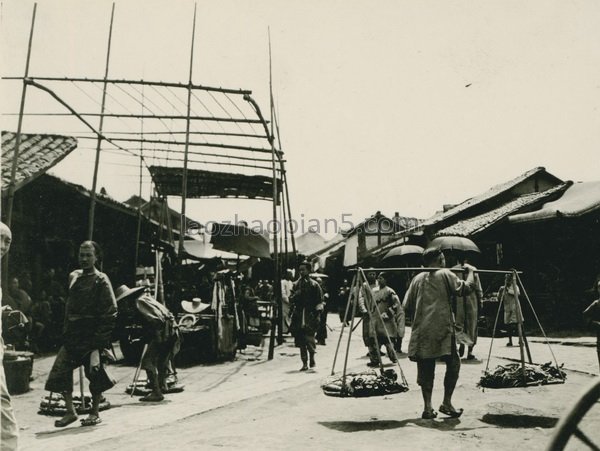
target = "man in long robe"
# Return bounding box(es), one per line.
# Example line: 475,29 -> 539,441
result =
366,272 -> 402,366
404,247 -> 475,419
45,241 -> 117,427
289,262 -> 323,371
454,255 -> 483,359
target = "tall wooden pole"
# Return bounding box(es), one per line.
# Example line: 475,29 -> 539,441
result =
3,3 -> 36,287
87,2 -> 115,240
273,108 -> 297,258
512,270 -> 527,385
267,29 -> 283,346
134,86 -> 145,272
178,3 -> 197,263
4,3 -> 36,228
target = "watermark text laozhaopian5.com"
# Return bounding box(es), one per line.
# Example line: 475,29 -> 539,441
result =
186,214 -> 361,236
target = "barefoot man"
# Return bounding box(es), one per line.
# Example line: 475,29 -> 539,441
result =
404,247 -> 476,419
45,241 -> 117,427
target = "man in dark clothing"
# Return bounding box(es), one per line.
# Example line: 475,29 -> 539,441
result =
45,241 -> 117,428
289,262 -> 324,371
115,285 -> 180,402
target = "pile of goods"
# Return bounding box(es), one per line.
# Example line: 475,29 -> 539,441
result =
478,362 -> 566,388
39,394 -> 110,416
322,369 -> 409,398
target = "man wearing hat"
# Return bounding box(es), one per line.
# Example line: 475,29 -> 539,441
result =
116,285 -> 180,402
289,261 -> 323,371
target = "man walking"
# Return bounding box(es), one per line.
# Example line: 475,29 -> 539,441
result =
404,247 -> 476,419
289,262 -> 323,371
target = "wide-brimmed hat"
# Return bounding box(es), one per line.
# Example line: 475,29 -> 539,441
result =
115,284 -> 146,303
181,297 -> 210,314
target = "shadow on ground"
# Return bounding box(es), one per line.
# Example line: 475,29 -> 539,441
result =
480,413 -> 558,428
319,417 -> 475,432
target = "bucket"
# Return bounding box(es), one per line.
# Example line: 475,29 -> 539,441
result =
3,352 -> 33,395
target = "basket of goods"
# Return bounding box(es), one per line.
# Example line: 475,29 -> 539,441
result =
321,368 -> 409,398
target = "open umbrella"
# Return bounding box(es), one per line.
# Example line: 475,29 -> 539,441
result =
429,236 -> 480,253
209,223 -> 271,259
382,244 -> 425,260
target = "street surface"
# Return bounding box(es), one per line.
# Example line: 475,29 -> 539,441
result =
9,314 -> 600,451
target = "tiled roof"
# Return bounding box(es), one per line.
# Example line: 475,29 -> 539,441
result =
423,167 -> 559,227
509,181 -> 600,223
1,131 -> 78,194
436,182 -> 571,237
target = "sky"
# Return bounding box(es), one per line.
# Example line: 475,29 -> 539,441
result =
2,0 -> 599,238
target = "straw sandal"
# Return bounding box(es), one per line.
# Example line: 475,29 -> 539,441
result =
439,405 -> 463,418
421,410 -> 438,420
80,416 -> 102,426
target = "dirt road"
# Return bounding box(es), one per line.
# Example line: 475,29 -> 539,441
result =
9,315 -> 600,450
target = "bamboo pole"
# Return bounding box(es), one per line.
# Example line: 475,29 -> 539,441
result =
82,140 -> 277,160
330,274 -> 359,375
134,87 -> 145,272
512,270 -> 527,386
484,280 -> 508,374
515,273 -> 564,379
272,107 -> 297,258
341,268 -> 360,393
9,111 -> 266,124
177,3 -> 197,264
88,2 -> 115,240
4,3 -> 36,229
268,29 -> 284,346
2,3 -> 36,287
3,75 -> 253,95
359,268 -> 408,386
74,130 -> 267,139
349,267 -> 522,275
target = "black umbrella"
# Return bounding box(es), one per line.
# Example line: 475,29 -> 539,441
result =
429,236 -> 480,253
382,244 -> 425,260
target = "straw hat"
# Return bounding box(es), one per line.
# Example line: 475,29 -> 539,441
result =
115,285 -> 146,303
181,297 -> 210,314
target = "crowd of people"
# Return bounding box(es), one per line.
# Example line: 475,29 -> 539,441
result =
1,267 -> 68,354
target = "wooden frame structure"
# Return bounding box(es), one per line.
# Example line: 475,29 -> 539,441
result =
2,2 -> 296,359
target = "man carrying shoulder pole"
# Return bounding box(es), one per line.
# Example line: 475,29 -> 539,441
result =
404,247 -> 476,420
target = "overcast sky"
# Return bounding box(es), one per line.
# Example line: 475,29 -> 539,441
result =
2,0 -> 599,238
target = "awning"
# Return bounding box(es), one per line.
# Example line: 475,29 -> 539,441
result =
1,131 -> 78,195
509,181 -> 600,223
149,166 -> 282,202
